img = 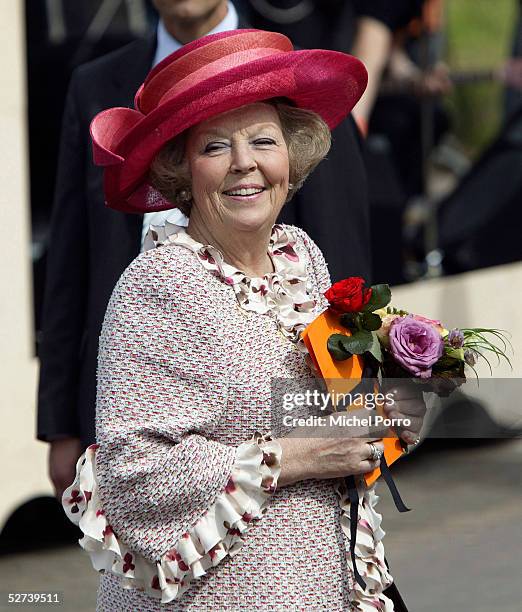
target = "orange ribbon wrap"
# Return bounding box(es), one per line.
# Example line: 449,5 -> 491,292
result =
301,309 -> 403,486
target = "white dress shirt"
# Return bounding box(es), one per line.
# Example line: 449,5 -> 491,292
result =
141,2 -> 240,247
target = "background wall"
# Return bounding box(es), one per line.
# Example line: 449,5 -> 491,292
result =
0,1 -> 51,531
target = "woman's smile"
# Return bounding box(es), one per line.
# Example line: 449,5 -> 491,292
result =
221,183 -> 267,202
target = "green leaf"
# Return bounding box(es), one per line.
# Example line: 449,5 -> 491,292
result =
327,334 -> 352,361
338,330 -> 373,355
363,284 -> 392,312
361,312 -> 382,332
340,312 -> 359,330
367,331 -> 383,363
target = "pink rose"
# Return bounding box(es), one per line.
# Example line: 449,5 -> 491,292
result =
413,314 -> 444,332
389,315 -> 444,378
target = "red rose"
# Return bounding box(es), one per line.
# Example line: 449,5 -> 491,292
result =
324,277 -> 372,313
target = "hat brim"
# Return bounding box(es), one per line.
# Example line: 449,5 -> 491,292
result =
97,49 -> 367,213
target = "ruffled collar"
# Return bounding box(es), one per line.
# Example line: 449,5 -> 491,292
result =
144,223 -> 317,344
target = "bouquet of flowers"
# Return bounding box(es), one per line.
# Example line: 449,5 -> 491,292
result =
302,277 -> 512,592
324,277 -> 511,393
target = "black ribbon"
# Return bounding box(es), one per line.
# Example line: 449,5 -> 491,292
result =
341,362 -> 412,591
379,452 -> 411,513
344,475 -> 367,590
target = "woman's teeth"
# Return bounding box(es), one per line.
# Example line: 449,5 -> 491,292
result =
224,187 -> 264,196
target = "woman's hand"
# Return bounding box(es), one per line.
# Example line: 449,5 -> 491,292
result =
276,383 -> 427,487
383,382 -> 427,445
49,437 -> 84,500
277,434 -> 384,487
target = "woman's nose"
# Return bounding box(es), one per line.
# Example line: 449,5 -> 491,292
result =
230,143 -> 257,174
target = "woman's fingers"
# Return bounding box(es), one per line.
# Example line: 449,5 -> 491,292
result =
386,413 -> 423,433
384,393 -> 426,415
401,430 -> 420,445
386,412 -> 423,441
387,398 -> 427,418
361,440 -> 384,460
357,459 -> 381,475
360,440 -> 385,474
360,448 -> 383,474
384,388 -> 426,440
387,410 -> 424,435
385,383 -> 424,403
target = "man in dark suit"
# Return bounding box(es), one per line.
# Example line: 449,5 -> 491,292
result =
37,0 -> 371,498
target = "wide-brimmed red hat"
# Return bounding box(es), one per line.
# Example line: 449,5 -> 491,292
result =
90,29 -> 367,213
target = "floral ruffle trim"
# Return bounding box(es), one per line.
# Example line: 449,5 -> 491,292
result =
336,481 -> 395,611
62,434 -> 281,604
144,222 -> 317,345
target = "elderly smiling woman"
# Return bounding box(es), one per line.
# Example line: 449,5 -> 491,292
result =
62,30 -> 422,611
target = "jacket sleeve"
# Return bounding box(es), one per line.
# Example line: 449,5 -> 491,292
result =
62,249 -> 281,603
37,69 -> 89,441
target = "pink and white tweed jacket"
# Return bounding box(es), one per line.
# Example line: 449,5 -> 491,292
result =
63,224 -> 393,611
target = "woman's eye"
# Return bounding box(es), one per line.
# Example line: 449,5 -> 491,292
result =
254,138 -> 276,146
204,142 -> 227,153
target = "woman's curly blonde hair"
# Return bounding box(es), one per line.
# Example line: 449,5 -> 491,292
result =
149,99 -> 331,215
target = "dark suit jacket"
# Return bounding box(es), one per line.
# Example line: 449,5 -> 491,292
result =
37,20 -> 371,447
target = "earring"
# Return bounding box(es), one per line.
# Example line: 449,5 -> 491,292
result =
178,189 -> 192,202
288,183 -> 295,190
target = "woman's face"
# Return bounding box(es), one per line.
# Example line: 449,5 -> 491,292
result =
185,103 -> 290,234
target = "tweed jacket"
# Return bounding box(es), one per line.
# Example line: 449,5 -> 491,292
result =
63,225 -> 392,611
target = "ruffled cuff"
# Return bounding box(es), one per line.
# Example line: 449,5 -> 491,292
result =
336,481 -> 395,611
62,434 -> 281,604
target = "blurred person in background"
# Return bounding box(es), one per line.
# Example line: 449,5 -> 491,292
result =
367,0 -> 453,200
26,0 -> 152,332
37,0 -> 374,499
433,0 -> 522,277
238,0 -> 427,132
